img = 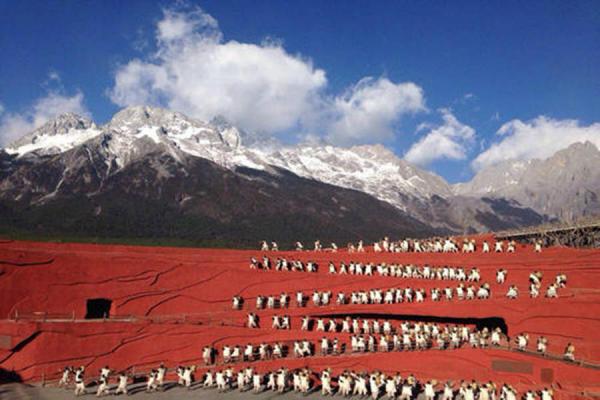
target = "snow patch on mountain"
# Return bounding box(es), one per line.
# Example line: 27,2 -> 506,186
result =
5,127 -> 102,156
266,144 -> 453,210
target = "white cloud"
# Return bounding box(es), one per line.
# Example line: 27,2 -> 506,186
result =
47,71 -> 61,83
326,77 -> 425,146
0,91 -> 89,146
157,6 -> 219,44
404,108 -> 475,166
110,5 -> 326,136
472,116 -> 600,170
109,5 -> 425,143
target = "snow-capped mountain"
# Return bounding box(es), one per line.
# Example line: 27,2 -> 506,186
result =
0,107 -> 440,245
5,106 -> 453,207
6,113 -> 101,157
268,144 -> 453,210
6,106 -> 259,170
454,141 -> 600,221
1,106 -> 547,242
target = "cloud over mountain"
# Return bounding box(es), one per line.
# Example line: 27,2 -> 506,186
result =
109,5 -> 424,145
473,116 -> 600,170
405,108 -> 475,166
0,90 -> 89,146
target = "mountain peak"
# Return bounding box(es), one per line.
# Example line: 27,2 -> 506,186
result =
209,115 -> 233,129
208,115 -> 242,149
349,143 -> 401,163
15,112 -> 92,141
6,112 -> 96,155
455,139 -> 600,221
560,140 -> 599,155
48,112 -> 92,127
108,106 -> 197,131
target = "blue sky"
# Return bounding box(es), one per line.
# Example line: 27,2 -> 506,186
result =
1,0 -> 599,182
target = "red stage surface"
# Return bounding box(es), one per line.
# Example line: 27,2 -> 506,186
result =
1,238 -> 599,398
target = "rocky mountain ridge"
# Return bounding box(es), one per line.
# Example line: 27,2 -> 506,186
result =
3,106 -> 586,243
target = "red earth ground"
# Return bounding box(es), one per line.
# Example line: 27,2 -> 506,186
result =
0,237 -> 599,398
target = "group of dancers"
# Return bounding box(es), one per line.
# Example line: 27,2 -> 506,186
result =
57,363 -> 555,400
259,236 -> 543,254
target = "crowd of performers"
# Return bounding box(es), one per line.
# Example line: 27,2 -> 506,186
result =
259,237 -> 544,253
202,318 -> 577,364
55,236 -> 571,399
56,316 -> 574,398
247,256 -> 567,302
239,282 -> 494,323
235,270 -> 565,321
58,363 -> 555,400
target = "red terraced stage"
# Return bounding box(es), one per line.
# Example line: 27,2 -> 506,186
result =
0,238 -> 599,398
